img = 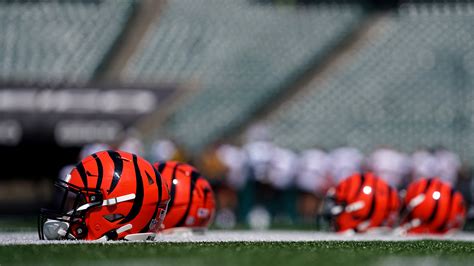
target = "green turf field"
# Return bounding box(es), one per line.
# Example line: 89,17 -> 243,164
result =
1,241 -> 473,266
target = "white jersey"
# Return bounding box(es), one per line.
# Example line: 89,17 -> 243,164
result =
434,150 -> 461,186
79,143 -> 110,160
149,139 -> 177,162
296,149 -> 330,195
268,147 -> 297,190
328,147 -> 364,185
118,137 -> 145,156
243,141 -> 275,183
216,144 -> 248,190
411,150 -> 438,180
367,148 -> 411,188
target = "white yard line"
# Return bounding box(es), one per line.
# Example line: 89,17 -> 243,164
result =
1,231 -> 474,246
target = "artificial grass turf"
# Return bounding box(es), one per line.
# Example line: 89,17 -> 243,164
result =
1,241 -> 474,266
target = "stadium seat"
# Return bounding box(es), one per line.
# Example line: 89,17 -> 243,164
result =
0,0 -> 135,83
266,2 -> 474,161
124,0 -> 366,151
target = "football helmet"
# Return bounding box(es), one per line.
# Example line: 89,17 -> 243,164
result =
39,150 -> 170,241
154,161 -> 215,231
399,178 -> 466,234
322,172 -> 400,233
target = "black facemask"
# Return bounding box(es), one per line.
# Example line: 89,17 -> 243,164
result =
38,179 -> 103,240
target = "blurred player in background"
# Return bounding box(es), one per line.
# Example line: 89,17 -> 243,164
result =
411,147 -> 461,186
267,146 -> 298,223
117,128 -> 145,156
328,146 -> 364,185
213,144 -> 249,228
367,146 -> 411,189
295,148 -> 330,223
149,139 -> 178,162
149,138 -> 188,163
241,124 -> 275,228
411,147 -> 438,182
434,147 -> 461,186
58,142 -> 111,181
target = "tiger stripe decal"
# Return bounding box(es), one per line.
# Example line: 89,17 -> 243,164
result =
120,154 -> 144,224
166,162 -> 181,212
76,162 -> 88,189
92,153 -> 104,190
175,171 -> 200,227
107,150 -> 123,193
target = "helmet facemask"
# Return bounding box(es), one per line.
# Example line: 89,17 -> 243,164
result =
320,188 -> 346,232
38,179 -> 103,240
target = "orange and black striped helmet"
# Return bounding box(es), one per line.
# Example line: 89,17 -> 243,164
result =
39,150 -> 170,241
323,172 -> 400,233
399,178 -> 466,234
153,161 -> 216,231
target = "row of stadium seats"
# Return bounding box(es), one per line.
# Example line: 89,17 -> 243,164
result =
0,0 -> 135,83
124,0 -> 367,150
4,0 -> 473,165
265,3 -> 474,162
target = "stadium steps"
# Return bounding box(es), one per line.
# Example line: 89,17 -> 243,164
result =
94,0 -> 167,82
228,11 -> 388,144
261,3 -> 474,162
123,0 -> 369,153
0,0 -> 135,84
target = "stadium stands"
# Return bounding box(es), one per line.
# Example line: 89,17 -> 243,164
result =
124,0 -> 367,151
0,0 -> 135,83
266,2 -> 474,161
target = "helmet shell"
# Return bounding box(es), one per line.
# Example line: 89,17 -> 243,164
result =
331,172 -> 400,233
41,150 -> 170,240
401,178 -> 466,234
154,161 -> 216,230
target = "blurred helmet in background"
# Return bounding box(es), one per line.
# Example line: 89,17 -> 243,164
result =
154,161 -> 216,232
322,172 -> 400,233
398,178 -> 466,234
39,150 -> 170,241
